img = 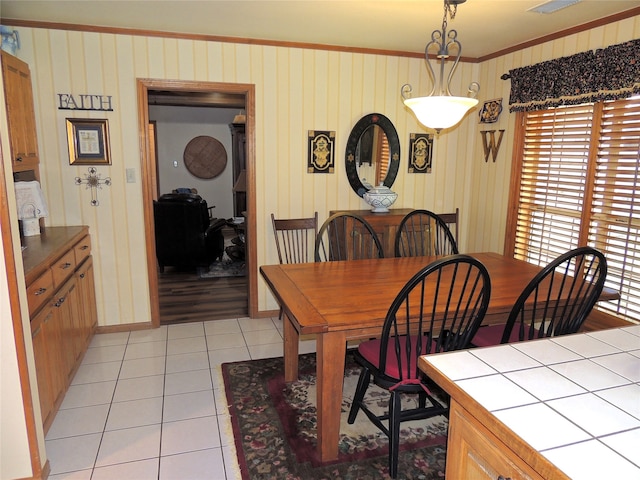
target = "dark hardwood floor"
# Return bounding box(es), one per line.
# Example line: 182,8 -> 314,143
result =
158,227 -> 248,325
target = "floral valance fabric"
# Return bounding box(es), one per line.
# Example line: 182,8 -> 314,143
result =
503,38 -> 640,112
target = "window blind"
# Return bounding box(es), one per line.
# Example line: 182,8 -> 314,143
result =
376,133 -> 390,183
512,97 -> 640,323
514,105 -> 594,263
589,97 -> 640,320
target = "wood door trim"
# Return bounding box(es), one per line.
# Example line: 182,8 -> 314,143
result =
137,78 -> 257,326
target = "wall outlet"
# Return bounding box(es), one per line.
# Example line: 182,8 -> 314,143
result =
126,168 -> 136,183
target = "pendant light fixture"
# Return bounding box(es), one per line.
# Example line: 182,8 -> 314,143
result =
401,0 -> 479,133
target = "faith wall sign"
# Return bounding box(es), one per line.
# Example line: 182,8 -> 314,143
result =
57,94 -> 113,111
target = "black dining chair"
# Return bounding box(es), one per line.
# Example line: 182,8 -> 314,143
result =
395,209 -> 459,257
347,254 -> 491,478
472,246 -> 608,347
315,212 -> 384,261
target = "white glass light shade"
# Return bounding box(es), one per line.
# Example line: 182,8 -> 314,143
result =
404,96 -> 479,132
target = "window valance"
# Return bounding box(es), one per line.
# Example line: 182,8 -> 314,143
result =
502,38 -> 640,112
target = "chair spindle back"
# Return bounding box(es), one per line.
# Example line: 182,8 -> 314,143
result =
395,209 -> 459,257
271,213 -> 318,264
315,212 -> 384,262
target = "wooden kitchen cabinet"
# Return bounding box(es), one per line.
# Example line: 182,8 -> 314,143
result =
1,51 -> 40,173
419,354 -> 571,480
75,255 -> 98,351
447,400 -> 545,480
23,227 -> 97,433
329,208 -> 460,257
56,276 -> 82,380
31,308 -> 56,423
30,298 -> 65,427
329,209 -> 414,258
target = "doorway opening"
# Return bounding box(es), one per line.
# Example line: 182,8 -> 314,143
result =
137,79 -> 257,327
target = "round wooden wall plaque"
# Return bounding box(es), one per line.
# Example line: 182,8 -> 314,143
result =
183,136 -> 227,179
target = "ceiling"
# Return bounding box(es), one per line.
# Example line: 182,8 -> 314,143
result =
2,0 -> 639,59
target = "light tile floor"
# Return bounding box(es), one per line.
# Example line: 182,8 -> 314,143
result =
46,316 -> 318,480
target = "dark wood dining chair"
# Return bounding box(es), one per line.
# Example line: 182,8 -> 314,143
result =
472,246 -> 608,347
271,212 -> 318,264
271,212 -> 318,319
394,209 -> 459,257
315,212 -> 384,261
437,207 -> 459,245
347,255 -> 491,479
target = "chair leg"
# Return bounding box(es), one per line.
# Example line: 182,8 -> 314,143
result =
347,367 -> 370,424
418,391 -> 427,409
388,391 -> 402,479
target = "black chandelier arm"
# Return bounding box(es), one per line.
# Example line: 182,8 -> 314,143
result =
400,0 -> 478,132
444,33 -> 462,96
423,27 -> 463,97
423,43 -> 438,97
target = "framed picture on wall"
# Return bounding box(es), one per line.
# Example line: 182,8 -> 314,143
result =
307,130 -> 335,173
66,118 -> 111,165
408,133 -> 433,173
479,98 -> 503,124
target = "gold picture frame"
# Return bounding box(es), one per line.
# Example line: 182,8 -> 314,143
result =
479,98 -> 503,124
307,130 -> 335,174
408,133 -> 433,173
66,118 -> 111,165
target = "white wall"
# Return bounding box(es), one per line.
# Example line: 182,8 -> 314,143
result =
149,105 -> 237,219
0,229 -> 33,480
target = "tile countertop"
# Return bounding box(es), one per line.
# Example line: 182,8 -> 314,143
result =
420,325 -> 640,479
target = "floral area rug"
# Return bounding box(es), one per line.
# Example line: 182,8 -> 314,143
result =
222,351 -> 449,479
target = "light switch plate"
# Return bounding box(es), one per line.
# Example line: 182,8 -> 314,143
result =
126,168 -> 136,183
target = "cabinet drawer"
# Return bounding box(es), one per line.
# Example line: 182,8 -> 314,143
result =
51,250 -> 76,288
27,269 -> 54,315
74,235 -> 92,265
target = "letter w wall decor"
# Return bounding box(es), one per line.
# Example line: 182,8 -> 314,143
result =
481,130 -> 505,163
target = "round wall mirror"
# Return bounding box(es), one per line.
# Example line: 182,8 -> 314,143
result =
345,113 -> 400,197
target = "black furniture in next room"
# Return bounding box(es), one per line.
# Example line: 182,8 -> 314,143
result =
153,193 -> 226,272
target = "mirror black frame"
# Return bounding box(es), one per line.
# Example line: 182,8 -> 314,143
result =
345,113 -> 400,197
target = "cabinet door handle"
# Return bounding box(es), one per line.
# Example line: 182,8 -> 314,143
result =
79,273 -> 85,279
16,156 -> 22,162
34,287 -> 47,296
497,476 -> 512,480
60,262 -> 72,270
79,245 -> 89,251
54,296 -> 66,307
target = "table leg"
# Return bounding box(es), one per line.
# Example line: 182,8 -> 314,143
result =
316,330 -> 347,462
283,312 -> 300,382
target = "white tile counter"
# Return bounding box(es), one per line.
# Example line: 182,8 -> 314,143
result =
418,326 -> 640,479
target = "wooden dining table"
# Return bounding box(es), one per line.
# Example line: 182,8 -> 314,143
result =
259,252 -> 616,463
